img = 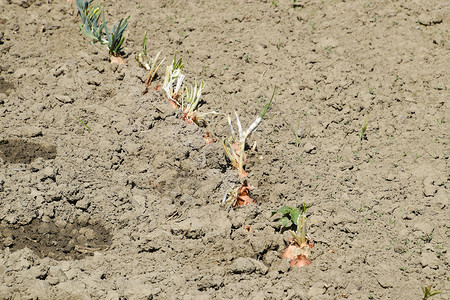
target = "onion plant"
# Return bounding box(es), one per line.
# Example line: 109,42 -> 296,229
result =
284,115 -> 301,148
359,114 -> 369,141
180,81 -> 209,125
272,203 -> 313,267
178,80 -> 217,126
222,180 -> 253,209
163,53 -> 185,108
103,13 -> 129,56
76,0 -> 129,57
421,286 -> 441,300
272,203 -> 311,247
77,0 -> 104,44
136,32 -> 165,91
182,80 -> 204,116
222,88 -> 275,177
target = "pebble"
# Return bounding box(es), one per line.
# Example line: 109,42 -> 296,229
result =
230,257 -> 255,274
40,166 -> 55,181
54,219 -> 67,228
54,94 -> 74,104
417,12 -> 443,26
339,163 -> 353,171
20,126 -> 42,138
13,68 -> 28,79
420,251 -> 441,269
230,257 -> 268,275
423,177 -> 436,197
122,142 -> 142,156
250,291 -> 265,300
75,198 -> 90,210
303,142 -> 316,154
28,265 -> 49,280
308,282 -> 326,298
138,229 -> 170,252
384,173 -> 396,181
413,222 -> 433,234
271,258 -> 290,274
376,274 -> 394,288
170,218 -> 205,239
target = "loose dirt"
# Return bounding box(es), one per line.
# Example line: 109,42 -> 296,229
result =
0,0 -> 448,299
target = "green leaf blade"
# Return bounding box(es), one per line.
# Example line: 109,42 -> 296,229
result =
277,217 -> 293,228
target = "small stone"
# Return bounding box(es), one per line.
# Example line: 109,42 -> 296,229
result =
54,219 -> 67,228
263,250 -> 279,265
122,142 -> 142,156
308,282 -> 326,298
444,251 -> 450,265
384,173 -> 396,181
250,291 -> 265,300
122,279 -> 155,299
30,157 -> 45,172
46,276 -> 59,286
41,215 -> 51,223
4,214 -> 17,224
254,260 -> 269,275
106,291 -> 120,300
75,198 -> 90,210
52,65 -> 67,77
80,227 -> 95,240
417,13 -> 443,26
394,246 -> 405,254
21,126 -> 42,137
55,94 -> 74,104
230,257 -> 268,275
230,257 -> 256,274
10,256 -> 32,271
339,163 -> 353,171
170,218 -> 205,239
272,258 -> 291,274
131,195 -> 146,213
376,274 -> 394,288
43,205 -> 55,218
77,213 -> 90,225
40,167 -> 55,181
3,236 -> 14,247
423,177 -> 436,197
420,251 -> 440,269
413,222 -> 433,234
47,266 -> 67,286
316,37 -> 339,49
231,215 -> 245,229
56,282 -> 89,300
197,275 -> 224,291
28,265 -> 49,279
303,142 -> 316,154
13,68 -> 27,79
138,229 -> 171,253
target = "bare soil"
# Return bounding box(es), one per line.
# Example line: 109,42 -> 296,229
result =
0,0 -> 448,299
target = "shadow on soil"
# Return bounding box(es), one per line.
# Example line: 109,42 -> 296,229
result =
0,217 -> 112,260
0,139 -> 57,164
0,77 -> 14,95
